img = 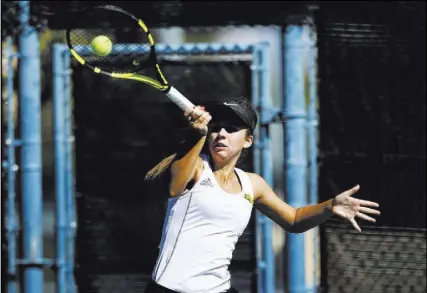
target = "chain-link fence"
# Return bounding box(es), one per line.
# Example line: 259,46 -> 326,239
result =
322,222 -> 426,293
316,2 -> 426,292
72,55 -> 257,293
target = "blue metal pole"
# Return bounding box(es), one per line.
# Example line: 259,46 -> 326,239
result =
5,36 -> 18,293
63,49 -> 77,293
53,43 -> 67,293
251,45 -> 265,293
258,43 -> 275,293
307,32 -> 319,292
18,1 -> 44,293
307,37 -> 318,214
284,25 -> 309,293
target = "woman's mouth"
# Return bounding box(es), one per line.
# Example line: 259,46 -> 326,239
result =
214,142 -> 227,150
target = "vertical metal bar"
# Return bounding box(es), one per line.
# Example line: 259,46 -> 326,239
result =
284,25 -> 309,293
307,30 -> 319,292
53,43 -> 67,293
252,47 -> 261,176
18,1 -> 44,293
307,36 -> 318,215
251,45 -> 265,293
258,43 -> 275,293
63,49 -> 77,293
5,36 -> 18,293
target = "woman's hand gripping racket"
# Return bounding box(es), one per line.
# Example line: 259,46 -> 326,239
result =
65,4 -> 194,112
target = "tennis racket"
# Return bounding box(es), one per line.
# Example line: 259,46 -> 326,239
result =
65,4 -> 195,112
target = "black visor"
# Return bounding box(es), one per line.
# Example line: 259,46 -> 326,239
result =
207,101 -> 257,132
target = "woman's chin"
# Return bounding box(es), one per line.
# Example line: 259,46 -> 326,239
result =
210,149 -> 228,161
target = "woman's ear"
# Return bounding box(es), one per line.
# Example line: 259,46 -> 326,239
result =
243,134 -> 254,149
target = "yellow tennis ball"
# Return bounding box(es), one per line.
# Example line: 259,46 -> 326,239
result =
90,35 -> 112,57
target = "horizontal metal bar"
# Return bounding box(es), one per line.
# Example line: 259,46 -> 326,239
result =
16,258 -> 55,268
72,43 -> 255,56
4,138 -> 22,147
7,54 -> 20,59
1,162 -> 19,171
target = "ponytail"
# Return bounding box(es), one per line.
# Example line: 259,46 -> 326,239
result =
145,153 -> 177,180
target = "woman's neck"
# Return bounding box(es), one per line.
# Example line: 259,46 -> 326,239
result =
211,156 -> 239,184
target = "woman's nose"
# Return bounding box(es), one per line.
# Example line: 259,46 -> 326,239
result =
218,128 -> 228,136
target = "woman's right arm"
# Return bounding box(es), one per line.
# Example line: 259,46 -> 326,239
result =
169,106 -> 211,197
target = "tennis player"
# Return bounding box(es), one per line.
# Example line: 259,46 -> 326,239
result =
144,96 -> 380,293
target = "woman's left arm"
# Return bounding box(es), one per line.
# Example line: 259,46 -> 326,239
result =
249,173 -> 380,233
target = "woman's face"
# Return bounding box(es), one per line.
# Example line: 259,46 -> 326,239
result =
208,117 -> 253,163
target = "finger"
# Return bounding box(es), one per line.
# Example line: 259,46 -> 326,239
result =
349,217 -> 361,232
192,112 -> 209,126
184,106 -> 196,117
191,108 -> 204,120
346,184 -> 360,196
359,199 -> 379,208
199,114 -> 212,127
356,212 -> 376,223
200,112 -> 211,122
205,114 -> 212,124
358,206 -> 380,215
194,112 -> 210,125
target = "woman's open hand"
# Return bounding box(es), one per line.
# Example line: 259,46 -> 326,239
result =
332,185 -> 381,232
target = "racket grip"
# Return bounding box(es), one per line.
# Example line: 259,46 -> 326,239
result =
165,86 -> 195,112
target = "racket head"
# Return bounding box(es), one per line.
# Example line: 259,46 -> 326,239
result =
66,5 -> 168,89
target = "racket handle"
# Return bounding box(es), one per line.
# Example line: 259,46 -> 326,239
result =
165,86 -> 195,112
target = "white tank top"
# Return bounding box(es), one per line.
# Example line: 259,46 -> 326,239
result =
152,155 -> 254,293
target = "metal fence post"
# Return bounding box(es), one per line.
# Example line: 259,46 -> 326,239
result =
53,43 -> 67,293
18,1 -> 44,292
252,43 -> 275,293
4,36 -> 19,293
284,24 -> 309,293
251,44 -> 265,293
63,49 -> 77,293
258,43 -> 275,293
307,28 -> 319,292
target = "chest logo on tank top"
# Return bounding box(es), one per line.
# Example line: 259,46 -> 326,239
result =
200,178 -> 214,188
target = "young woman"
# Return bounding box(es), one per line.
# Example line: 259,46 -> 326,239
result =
144,96 -> 380,293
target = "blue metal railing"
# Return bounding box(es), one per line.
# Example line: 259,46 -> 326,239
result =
307,31 -> 319,292
2,7 -> 77,293
5,29 -> 319,292
4,12 -> 319,292
4,36 -> 19,293
284,25 -> 309,293
63,50 -> 77,293
252,43 -> 275,293
53,44 -> 77,293
53,43 -> 68,293
18,1 -> 44,293
73,43 -> 254,56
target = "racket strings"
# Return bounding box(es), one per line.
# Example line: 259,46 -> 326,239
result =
69,27 -> 152,73
68,5 -> 153,74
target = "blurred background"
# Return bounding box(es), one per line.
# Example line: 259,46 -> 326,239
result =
1,1 -> 426,293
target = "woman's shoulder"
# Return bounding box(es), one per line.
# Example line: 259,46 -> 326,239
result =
245,172 -> 264,183
237,171 -> 266,189
244,172 -> 270,200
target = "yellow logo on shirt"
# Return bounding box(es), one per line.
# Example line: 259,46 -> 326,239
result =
244,193 -> 254,204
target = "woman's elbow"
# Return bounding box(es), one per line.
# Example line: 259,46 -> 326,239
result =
286,221 -> 306,234
287,226 -> 305,234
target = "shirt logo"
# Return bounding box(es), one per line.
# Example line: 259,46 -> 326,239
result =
244,193 -> 254,204
200,178 -> 214,188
